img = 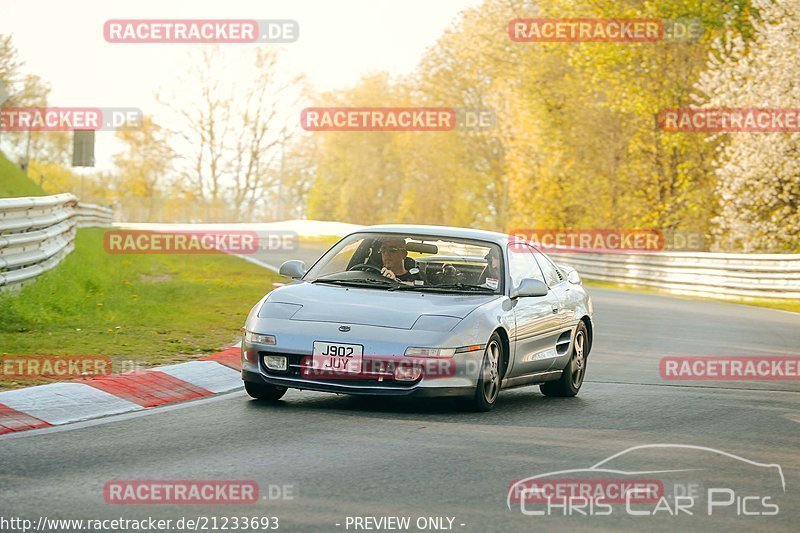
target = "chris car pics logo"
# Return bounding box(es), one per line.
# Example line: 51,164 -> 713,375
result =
508,444 -> 785,518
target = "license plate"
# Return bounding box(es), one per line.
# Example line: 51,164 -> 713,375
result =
312,341 -> 363,374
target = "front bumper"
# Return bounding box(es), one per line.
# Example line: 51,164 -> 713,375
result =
240,316 -> 487,399
242,368 -> 475,398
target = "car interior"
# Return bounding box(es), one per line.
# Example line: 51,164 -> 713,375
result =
345,236 -> 500,287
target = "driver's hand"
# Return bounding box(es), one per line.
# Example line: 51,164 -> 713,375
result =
380,267 -> 397,281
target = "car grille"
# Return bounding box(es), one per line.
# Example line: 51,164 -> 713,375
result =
258,351 -> 416,388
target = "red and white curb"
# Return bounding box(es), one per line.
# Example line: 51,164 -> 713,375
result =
0,346 -> 243,435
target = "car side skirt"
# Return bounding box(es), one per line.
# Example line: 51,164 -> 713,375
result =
501,370 -> 563,390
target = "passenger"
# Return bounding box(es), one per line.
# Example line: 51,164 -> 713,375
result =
478,248 -> 501,288
378,238 -> 421,284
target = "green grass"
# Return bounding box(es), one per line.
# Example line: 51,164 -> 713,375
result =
0,228 -> 281,389
0,150 -> 46,197
584,279 -> 800,314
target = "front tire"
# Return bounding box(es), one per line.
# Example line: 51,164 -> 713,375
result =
540,322 -> 588,397
244,381 -> 287,401
464,333 -> 503,412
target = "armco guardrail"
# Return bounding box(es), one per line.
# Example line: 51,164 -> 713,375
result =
548,250 -> 800,300
0,193 -> 112,291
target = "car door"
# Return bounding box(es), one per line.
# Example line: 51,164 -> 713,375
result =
506,243 -> 564,377
532,249 -> 573,329
532,248 -> 576,370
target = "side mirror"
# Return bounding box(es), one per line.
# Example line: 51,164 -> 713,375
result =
511,278 -> 549,298
279,260 -> 306,279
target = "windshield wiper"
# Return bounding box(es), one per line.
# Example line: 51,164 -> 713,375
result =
311,278 -> 395,289
389,283 -> 496,293
430,283 -> 497,293
386,283 -> 422,291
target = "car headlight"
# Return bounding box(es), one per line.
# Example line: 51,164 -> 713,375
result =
245,331 -> 276,345
404,347 -> 456,357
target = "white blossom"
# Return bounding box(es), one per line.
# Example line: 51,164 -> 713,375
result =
696,0 -> 800,252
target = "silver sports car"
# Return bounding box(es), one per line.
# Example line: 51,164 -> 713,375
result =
241,225 -> 594,411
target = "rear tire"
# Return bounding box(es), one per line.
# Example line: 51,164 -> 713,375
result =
463,332 -> 503,412
244,381 -> 287,401
540,322 -> 588,397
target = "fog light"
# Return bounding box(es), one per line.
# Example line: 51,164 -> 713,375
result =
264,355 -> 287,371
394,365 -> 422,381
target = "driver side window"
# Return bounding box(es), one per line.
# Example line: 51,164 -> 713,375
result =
507,244 -> 546,289
318,240 -> 362,277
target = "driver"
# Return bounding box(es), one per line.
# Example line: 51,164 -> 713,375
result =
378,237 -> 421,284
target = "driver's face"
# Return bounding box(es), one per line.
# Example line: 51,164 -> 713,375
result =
380,241 -> 407,268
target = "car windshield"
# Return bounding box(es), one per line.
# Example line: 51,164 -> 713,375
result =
304,232 -> 504,294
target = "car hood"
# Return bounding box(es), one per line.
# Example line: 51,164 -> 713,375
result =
265,281 -> 498,329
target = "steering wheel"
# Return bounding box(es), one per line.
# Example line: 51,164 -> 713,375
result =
349,263 -> 384,275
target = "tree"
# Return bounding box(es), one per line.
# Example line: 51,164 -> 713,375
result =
160,46 -> 303,221
113,116 -> 175,221
0,35 -> 71,169
27,160 -> 112,204
697,0 -> 800,252
300,0 -> 754,239
306,73 -> 407,225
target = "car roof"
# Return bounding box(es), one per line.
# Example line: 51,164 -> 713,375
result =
354,224 -> 511,245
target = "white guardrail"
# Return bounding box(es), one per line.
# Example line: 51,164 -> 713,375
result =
549,250 -> 800,300
2,200 -> 798,301
0,193 -> 113,291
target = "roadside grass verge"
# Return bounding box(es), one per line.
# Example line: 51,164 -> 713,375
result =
0,228 -> 281,390
584,279 -> 800,314
0,151 -> 46,197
